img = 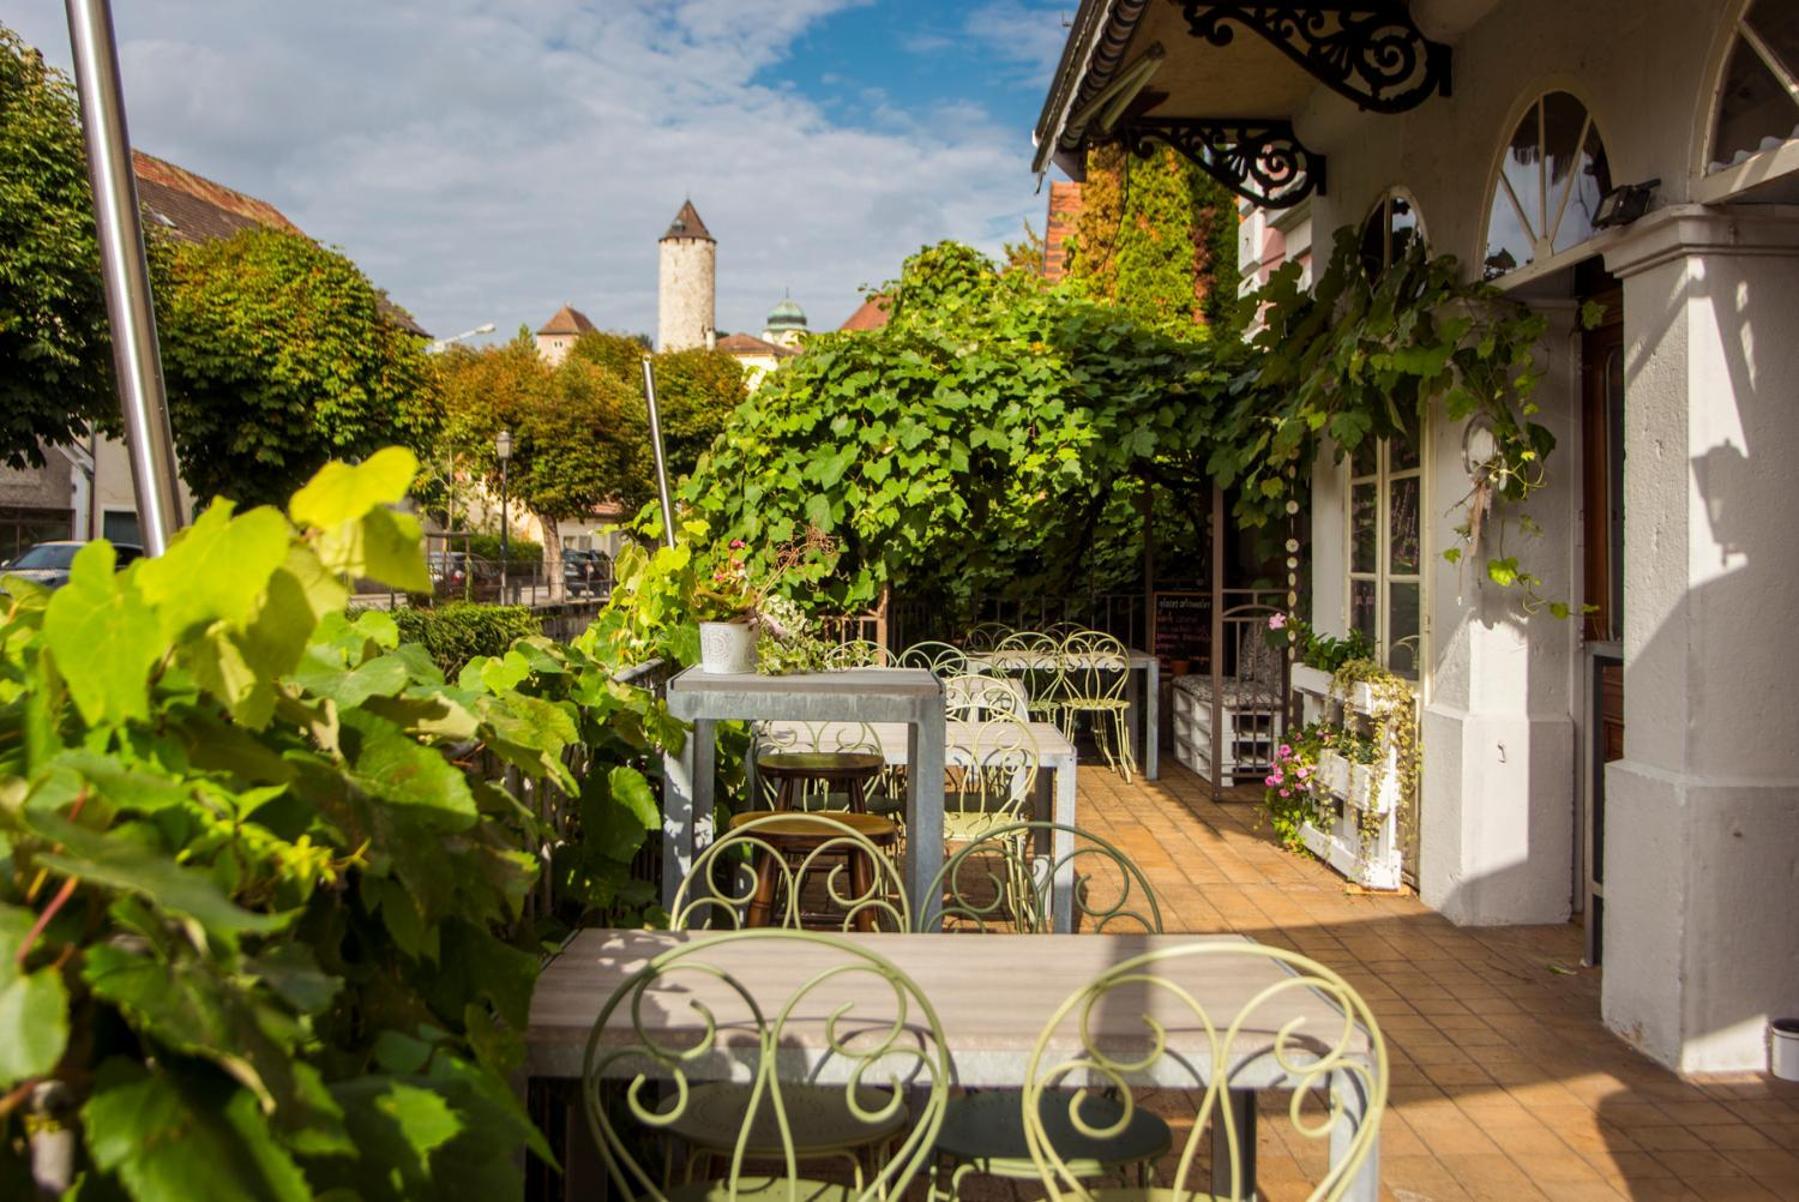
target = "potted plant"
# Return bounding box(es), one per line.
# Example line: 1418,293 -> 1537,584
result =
693,532 -> 834,675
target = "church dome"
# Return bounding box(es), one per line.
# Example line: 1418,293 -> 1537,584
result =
765,296 -> 808,331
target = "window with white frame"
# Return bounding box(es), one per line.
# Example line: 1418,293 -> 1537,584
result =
1347,434 -> 1423,681
1357,190 -> 1425,278
1482,92 -> 1612,281
1709,0 -> 1799,172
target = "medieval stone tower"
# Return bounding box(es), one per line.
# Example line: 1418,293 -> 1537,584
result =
657,200 -> 716,352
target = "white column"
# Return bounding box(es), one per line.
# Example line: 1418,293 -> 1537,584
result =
1418,305 -> 1581,927
1602,205 -> 1799,1073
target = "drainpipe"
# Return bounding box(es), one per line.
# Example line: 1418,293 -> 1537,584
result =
64,0 -> 184,555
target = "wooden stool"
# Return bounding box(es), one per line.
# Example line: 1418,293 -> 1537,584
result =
725,810 -> 901,931
756,750 -> 887,814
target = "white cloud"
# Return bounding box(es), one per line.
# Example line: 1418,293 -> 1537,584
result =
963,1 -> 1072,80
6,0 -> 1047,341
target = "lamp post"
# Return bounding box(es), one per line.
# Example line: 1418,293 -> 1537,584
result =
496,429 -> 512,602
427,321 -> 496,354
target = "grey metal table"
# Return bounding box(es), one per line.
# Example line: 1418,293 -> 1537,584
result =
973,648 -> 1160,779
660,667 -> 947,925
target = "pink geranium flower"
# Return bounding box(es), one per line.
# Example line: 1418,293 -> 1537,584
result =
1267,612 -> 1288,631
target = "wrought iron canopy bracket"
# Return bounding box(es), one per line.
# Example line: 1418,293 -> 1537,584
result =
1121,118 -> 1326,209
1173,2 -> 1452,113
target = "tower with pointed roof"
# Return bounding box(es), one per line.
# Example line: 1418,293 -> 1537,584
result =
657,200 -> 716,352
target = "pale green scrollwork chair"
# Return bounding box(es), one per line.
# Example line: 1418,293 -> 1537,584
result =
993,630 -> 1069,730
1058,630 -> 1136,781
1024,943 -> 1388,1202
825,640 -> 894,669
751,720 -> 899,815
581,929 -> 953,1202
943,672 -> 1029,723
920,822 -> 1170,1200
896,641 -> 974,679
960,621 -> 1014,652
942,715 -> 1040,845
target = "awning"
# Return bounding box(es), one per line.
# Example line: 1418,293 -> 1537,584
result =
1034,2 -> 1455,209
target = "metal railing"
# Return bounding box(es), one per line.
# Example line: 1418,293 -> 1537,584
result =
889,593 -> 1147,650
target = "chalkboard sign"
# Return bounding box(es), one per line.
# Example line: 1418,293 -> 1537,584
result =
1152,591 -> 1211,673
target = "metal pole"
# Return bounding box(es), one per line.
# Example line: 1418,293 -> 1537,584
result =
1209,483 -> 1225,803
499,457 -> 509,601
64,0 -> 183,555
640,357 -> 678,549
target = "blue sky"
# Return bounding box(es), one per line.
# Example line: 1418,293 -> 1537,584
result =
5,0 -> 1074,343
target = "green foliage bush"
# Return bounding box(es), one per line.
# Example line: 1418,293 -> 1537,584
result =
391,603 -> 542,675
463,532 -> 542,564
0,448 -> 679,1198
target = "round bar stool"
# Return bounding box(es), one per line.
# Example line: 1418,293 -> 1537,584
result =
756,750 -> 888,814
724,810 -> 902,932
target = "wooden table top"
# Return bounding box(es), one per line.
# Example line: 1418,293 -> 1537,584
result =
528,929 -> 1372,1087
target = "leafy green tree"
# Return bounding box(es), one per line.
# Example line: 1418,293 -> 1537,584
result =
436,337 -> 632,599
681,241 -> 1236,615
564,332 -> 748,516
0,25 -> 118,468
158,226 -> 439,507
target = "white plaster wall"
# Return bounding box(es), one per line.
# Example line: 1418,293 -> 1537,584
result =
658,237 -> 716,353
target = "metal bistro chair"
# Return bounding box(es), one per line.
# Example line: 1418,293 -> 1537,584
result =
825,639 -> 894,669
1058,630 -> 1136,781
582,930 -> 951,1202
896,641 -> 974,679
960,621 -> 1014,652
942,715 -> 1039,846
993,630 -> 1069,730
923,823 -> 1169,1200
944,673 -> 1030,722
1023,943 -> 1388,1202
673,811 -> 910,934
753,721 -> 895,815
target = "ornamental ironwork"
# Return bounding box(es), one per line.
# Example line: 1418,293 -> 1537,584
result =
1173,2 -> 1451,113
1121,118 -> 1325,208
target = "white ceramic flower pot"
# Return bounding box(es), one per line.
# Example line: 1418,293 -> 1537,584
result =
1773,1019 -> 1799,1082
698,620 -> 759,675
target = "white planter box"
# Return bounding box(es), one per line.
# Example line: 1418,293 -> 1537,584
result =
1317,750 -> 1351,797
1291,664 -> 1333,697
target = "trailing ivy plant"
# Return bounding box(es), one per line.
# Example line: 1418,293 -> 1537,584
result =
0,448 -> 679,1198
1215,229 -> 1577,614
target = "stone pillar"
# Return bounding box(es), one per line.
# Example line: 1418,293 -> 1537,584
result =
1418,305 -> 1581,927
1602,205 -> 1799,1073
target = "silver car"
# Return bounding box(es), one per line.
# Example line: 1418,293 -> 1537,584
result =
1,540 -> 145,589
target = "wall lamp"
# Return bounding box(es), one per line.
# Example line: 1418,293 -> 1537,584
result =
1594,178 -> 1660,229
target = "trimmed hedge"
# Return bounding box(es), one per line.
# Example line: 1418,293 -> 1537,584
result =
393,601 -> 542,674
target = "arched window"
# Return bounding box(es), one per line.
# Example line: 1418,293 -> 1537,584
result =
1482,92 -> 1612,281
1708,0 -> 1799,172
1358,191 -> 1425,278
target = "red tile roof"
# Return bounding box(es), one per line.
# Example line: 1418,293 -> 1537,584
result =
537,305 -> 597,336
1044,181 -> 1084,283
838,295 -> 891,332
661,199 -> 714,242
716,332 -> 796,358
132,151 -> 428,337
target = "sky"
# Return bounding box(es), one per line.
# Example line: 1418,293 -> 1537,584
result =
6,0 -> 1075,344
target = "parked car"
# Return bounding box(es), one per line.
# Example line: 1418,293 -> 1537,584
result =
1,540 -> 144,590
562,548 -> 612,597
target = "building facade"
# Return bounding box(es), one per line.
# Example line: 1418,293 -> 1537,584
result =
1039,0 -> 1799,1073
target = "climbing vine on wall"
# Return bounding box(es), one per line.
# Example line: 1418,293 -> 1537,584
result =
1214,228 -> 1578,614
1065,144 -> 1240,335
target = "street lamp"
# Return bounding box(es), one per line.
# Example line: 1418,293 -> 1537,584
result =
427,322 -> 497,354
496,429 -> 513,601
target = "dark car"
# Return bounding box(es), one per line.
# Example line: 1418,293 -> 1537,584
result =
1,540 -> 144,589
562,548 -> 613,598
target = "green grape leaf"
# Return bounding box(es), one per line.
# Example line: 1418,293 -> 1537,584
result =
29,817 -> 292,939
136,502 -> 292,639
1441,547 -> 1463,565
343,712 -> 477,826
609,766 -> 659,829
290,447 -> 419,529
313,507 -> 432,594
42,542 -> 165,726
292,650 -> 413,709
83,1059 -> 311,1202
0,944 -> 69,1089
1485,557 -> 1520,588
